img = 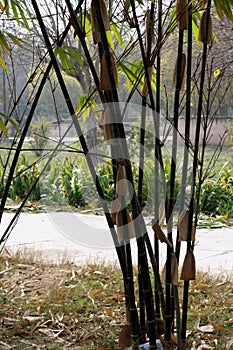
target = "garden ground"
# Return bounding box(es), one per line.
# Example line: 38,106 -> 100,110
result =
0,249 -> 232,349
0,212 -> 233,349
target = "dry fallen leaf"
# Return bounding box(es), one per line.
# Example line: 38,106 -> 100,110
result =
197,344 -> 214,350
198,324 -> 214,333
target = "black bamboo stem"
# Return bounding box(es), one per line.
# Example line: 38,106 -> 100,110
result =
137,0 -> 157,332
90,2 -> 141,345
176,3 -> 193,347
129,2 -> 161,348
181,1 -> 212,347
165,27 -> 184,343
175,2 -> 193,263
154,0 -> 163,319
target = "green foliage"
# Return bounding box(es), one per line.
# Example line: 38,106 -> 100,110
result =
54,47 -> 80,76
118,60 -> 144,90
41,157 -> 87,209
60,158 -> 86,208
95,162 -> 115,202
200,166 -> 233,217
111,21 -> 123,49
76,93 -> 98,122
3,151 -> 233,218
0,112 -> 21,137
9,155 -> 41,202
30,73 -> 81,120
214,0 -> 233,22
0,0 -> 30,69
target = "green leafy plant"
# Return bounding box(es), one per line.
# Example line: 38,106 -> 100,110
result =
9,155 -> 41,202
200,166 -> 233,217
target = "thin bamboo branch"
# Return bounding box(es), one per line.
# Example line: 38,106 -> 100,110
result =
176,3 -> 193,348
165,27 -> 184,344
154,0 -> 163,319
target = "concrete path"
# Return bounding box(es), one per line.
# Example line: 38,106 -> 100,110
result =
1,212 -> 232,273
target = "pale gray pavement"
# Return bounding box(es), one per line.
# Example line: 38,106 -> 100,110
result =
1,212 -> 232,273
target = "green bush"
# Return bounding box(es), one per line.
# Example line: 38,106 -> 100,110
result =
3,153 -> 233,219
200,167 -> 233,217
41,157 -> 87,208
9,155 -> 41,202
60,158 -> 86,208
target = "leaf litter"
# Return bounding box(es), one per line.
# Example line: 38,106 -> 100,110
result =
0,248 -> 232,349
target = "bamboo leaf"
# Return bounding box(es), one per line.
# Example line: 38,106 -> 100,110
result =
214,0 -> 233,22
223,2 -> 233,21
106,30 -> 114,50
4,0 -> 10,16
0,31 -> 10,54
111,22 -> 123,49
10,0 -> 19,24
6,32 -> 28,48
124,0 -> 130,13
0,1 -> 4,11
82,13 -> 91,43
0,116 -> 8,136
0,112 -> 21,134
0,50 -> 6,70
54,47 -> 75,75
118,61 -> 143,89
214,0 -> 223,19
17,3 -> 30,31
67,46 -> 84,68
192,15 -> 201,43
76,94 -> 97,122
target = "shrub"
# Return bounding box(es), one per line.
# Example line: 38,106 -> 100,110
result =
200,167 -> 233,217
9,155 -> 41,202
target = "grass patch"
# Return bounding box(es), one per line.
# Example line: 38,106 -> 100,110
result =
0,249 -> 232,349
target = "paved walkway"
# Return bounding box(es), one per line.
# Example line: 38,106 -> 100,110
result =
1,212 -> 232,273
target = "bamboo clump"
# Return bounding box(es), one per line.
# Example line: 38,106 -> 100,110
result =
25,0 -> 218,348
